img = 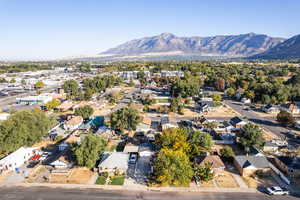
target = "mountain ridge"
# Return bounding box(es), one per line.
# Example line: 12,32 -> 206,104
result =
101,32 -> 285,57
249,34 -> 300,59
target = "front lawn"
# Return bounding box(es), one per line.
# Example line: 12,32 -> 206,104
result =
109,175 -> 125,185
95,172 -> 108,185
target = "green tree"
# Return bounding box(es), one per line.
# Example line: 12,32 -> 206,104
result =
276,110 -> 295,127
220,146 -> 235,161
34,81 -> 45,90
187,130 -> 213,157
211,94 -> 222,102
74,105 -> 94,120
84,88 -> 93,101
63,80 -> 79,99
110,106 -> 141,132
226,87 -> 235,97
107,92 -> 122,104
170,97 -> 184,114
154,148 -> 193,186
261,95 -> 271,104
240,123 -> 265,152
73,134 -> 107,168
194,162 -> 214,183
128,79 -> 135,87
0,109 -> 54,154
157,128 -> 190,153
45,99 -> 61,110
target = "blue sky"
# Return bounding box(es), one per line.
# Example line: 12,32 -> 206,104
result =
0,0 -> 299,60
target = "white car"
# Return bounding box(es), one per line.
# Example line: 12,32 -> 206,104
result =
129,154 -> 138,164
266,186 -> 289,195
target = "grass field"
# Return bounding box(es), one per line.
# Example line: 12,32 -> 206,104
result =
109,175 -> 125,185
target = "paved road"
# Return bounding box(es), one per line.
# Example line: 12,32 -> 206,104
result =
0,186 -> 298,200
224,100 -> 300,145
112,88 -> 140,112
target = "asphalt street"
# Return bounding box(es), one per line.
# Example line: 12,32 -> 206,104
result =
224,100 -> 300,145
0,187 -> 298,200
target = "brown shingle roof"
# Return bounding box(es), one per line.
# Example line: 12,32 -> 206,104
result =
196,155 -> 225,169
65,116 -> 83,126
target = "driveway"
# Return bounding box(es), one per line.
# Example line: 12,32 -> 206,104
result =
2,163 -> 34,185
134,156 -> 151,184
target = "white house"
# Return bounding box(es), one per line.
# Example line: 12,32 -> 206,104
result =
50,155 -> 73,169
98,152 -> 129,174
241,98 -> 251,104
63,116 -> 83,131
0,113 -> 10,121
0,147 -> 38,171
16,95 -> 53,105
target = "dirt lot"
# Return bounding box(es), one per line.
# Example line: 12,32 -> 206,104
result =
49,168 -> 94,184
93,103 -> 114,116
206,105 -> 240,118
251,110 -> 276,119
67,168 -> 94,184
0,171 -> 12,183
198,180 -> 215,187
243,175 -> 276,188
33,139 -> 56,148
214,172 -> 239,188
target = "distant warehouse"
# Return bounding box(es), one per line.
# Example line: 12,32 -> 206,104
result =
16,95 -> 53,105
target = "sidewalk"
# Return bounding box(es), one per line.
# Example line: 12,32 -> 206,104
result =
2,182 -> 258,193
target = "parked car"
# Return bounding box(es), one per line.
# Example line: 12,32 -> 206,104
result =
266,186 -> 289,195
129,153 -> 138,164
39,152 -> 52,161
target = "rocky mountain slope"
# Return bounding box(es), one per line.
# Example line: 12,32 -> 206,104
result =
101,32 -> 285,57
249,34 -> 300,59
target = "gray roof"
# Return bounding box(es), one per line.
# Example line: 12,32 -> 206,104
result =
98,152 -> 129,170
235,155 -> 270,169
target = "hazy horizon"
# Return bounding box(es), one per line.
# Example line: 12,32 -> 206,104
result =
0,0 -> 300,61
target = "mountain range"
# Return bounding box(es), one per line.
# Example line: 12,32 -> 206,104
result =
75,32 -> 300,61
100,33 -> 284,57
249,34 -> 300,59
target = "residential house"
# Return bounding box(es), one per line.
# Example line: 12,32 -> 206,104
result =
287,103 -> 300,114
230,117 -> 248,129
235,88 -> 244,100
63,116 -> 83,131
0,147 -> 38,172
130,103 -> 144,112
136,116 -> 152,132
195,155 -> 226,174
123,143 -> 139,153
50,153 -> 74,169
234,155 -> 270,176
98,152 -> 129,174
214,121 -> 235,133
273,156 -> 300,178
55,101 -> 73,112
138,143 -> 155,157
263,141 -> 279,153
160,117 -> 178,131
197,101 -> 215,113
261,104 -> 281,114
58,143 -> 68,151
96,126 -> 113,138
